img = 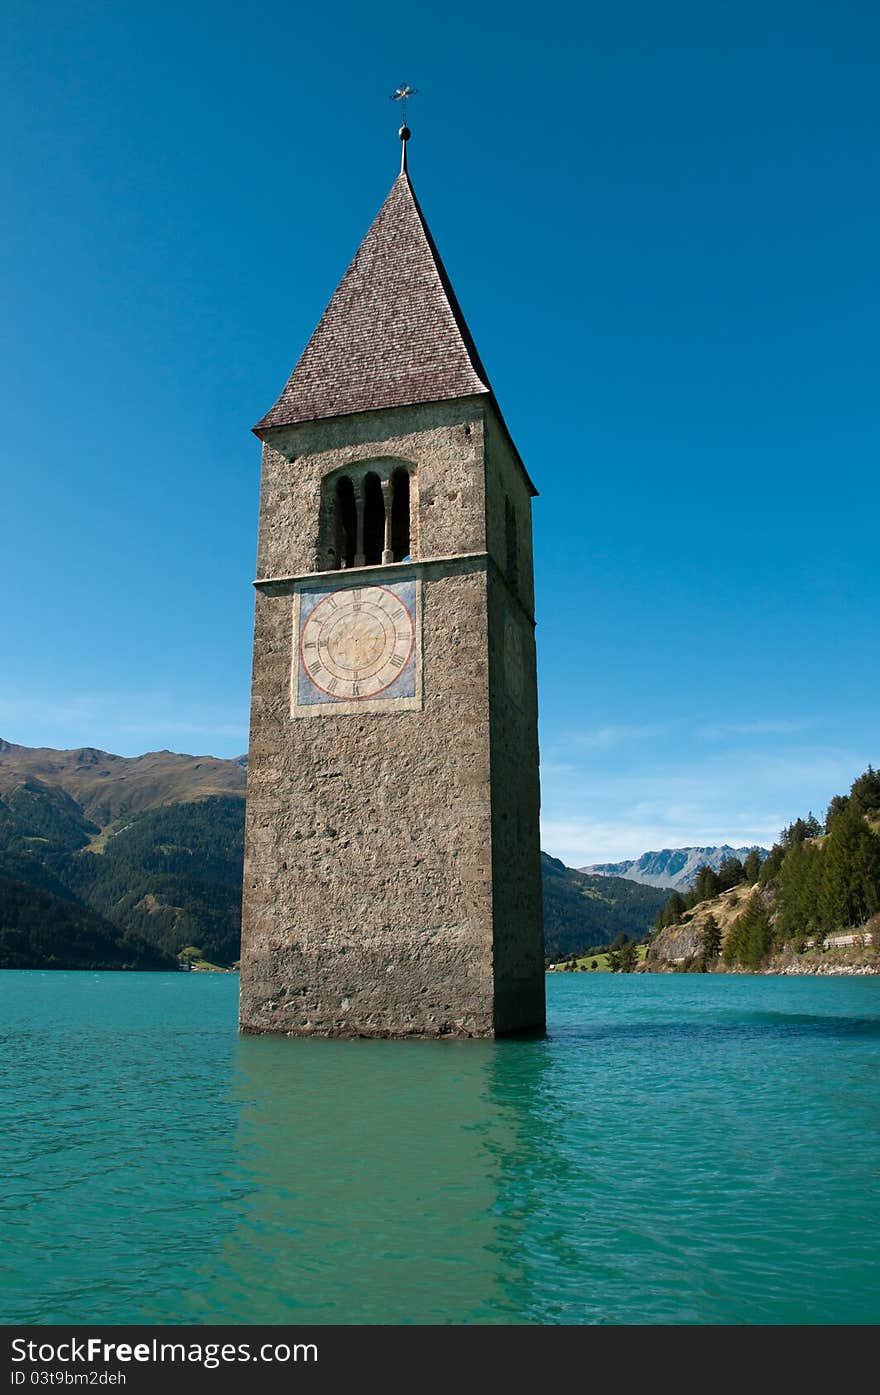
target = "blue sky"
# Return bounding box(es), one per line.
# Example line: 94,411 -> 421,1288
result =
2,1 -> 877,865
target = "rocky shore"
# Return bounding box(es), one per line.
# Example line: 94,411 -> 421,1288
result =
772,962 -> 879,975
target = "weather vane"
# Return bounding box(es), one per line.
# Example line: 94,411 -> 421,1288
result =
389,83 -> 418,124
389,84 -> 417,173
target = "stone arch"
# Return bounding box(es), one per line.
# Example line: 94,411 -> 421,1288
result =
316,459 -> 417,572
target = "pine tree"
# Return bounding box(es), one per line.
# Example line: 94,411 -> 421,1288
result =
618,941 -> 639,973
717,857 -> 744,892
850,766 -> 880,817
759,844 -> 785,884
699,914 -> 722,970
693,864 -> 720,903
664,891 -> 687,924
743,848 -> 763,883
856,826 -> 880,918
820,804 -> 870,930
825,794 -> 850,832
777,838 -> 822,944
723,894 -> 773,969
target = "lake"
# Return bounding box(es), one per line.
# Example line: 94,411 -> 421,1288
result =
1,970 -> 878,1324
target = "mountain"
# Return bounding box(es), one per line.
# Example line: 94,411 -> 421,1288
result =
541,854 -> 668,960
581,845 -> 768,892
1,739 -> 667,969
0,739 -> 247,969
0,738 -> 247,827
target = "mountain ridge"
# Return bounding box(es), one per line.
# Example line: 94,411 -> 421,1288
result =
0,738 -> 247,827
581,844 -> 768,892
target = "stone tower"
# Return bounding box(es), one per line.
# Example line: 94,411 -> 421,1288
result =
239,138 -> 544,1037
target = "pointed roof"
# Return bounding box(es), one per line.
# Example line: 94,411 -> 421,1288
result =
254,171 -> 493,433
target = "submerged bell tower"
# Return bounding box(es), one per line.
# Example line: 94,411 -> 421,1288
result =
239,123 -> 544,1037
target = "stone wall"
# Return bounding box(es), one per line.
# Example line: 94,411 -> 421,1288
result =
240,394 -> 544,1037
485,412 -> 544,1032
255,398 -> 486,580
241,562 -> 496,1035
483,406 -> 536,617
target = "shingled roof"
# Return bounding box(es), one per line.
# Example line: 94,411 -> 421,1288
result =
254,171 -> 493,433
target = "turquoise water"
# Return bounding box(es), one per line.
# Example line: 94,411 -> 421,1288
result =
1,971 -> 879,1325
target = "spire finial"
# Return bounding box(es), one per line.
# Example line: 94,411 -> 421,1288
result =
389,84 -> 417,173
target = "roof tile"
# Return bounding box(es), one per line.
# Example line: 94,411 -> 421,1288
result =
255,172 -> 491,432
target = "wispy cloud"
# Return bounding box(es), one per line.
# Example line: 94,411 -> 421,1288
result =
0,690 -> 247,758
696,718 -> 814,742
539,742 -> 870,867
541,811 -> 781,867
572,723 -> 668,750
116,718 -> 247,742
0,692 -> 109,728
540,760 -> 579,777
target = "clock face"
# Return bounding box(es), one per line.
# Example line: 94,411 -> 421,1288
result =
293,579 -> 420,715
300,585 -> 414,700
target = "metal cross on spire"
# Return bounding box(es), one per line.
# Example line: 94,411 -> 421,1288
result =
389,83 -> 417,172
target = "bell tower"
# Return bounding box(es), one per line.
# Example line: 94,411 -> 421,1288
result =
239,130 -> 544,1037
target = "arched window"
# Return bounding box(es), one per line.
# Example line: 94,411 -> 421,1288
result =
363,473 -> 384,566
334,476 -> 356,569
317,463 -> 415,572
391,467 -> 410,561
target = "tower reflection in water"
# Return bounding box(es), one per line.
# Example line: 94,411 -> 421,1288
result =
193,1032 -> 555,1325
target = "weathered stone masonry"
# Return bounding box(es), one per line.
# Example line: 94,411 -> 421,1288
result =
239,164 -> 544,1037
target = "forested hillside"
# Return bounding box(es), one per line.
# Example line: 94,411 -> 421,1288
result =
646,766 -> 880,972
541,854 -> 667,959
63,798 -> 246,965
0,876 -> 175,970
0,782 -> 245,969
0,740 -> 246,968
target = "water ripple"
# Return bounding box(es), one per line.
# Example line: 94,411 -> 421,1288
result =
1,970 -> 879,1324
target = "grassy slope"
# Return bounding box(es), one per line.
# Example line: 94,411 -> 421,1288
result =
647,883 -> 880,973
646,884 -> 760,968
548,945 -> 649,972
